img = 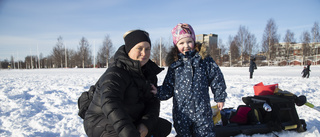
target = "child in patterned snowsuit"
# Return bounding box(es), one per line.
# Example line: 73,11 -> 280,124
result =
154,23 -> 227,137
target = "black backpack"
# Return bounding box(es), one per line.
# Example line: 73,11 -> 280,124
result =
77,85 -> 96,119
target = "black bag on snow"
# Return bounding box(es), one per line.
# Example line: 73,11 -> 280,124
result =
214,94 -> 307,137
78,85 -> 95,119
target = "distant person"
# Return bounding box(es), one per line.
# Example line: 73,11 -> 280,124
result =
305,63 -> 311,78
151,23 -> 227,136
83,29 -> 172,137
249,57 -> 257,79
301,66 -> 307,78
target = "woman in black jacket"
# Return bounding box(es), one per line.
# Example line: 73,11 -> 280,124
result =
84,30 -> 171,137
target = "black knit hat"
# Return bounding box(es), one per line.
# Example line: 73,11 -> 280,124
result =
124,30 -> 151,54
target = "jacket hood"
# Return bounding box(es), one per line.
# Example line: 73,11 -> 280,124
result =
165,42 -> 209,66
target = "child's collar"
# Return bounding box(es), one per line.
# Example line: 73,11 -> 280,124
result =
179,50 -> 196,58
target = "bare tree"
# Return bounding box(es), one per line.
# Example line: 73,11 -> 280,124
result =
236,25 -> 249,66
38,53 -> 43,68
151,38 -> 167,66
262,18 -> 280,66
97,35 -> 113,68
151,42 -> 160,65
70,49 -> 82,68
311,22 -> 320,65
78,37 -> 92,68
235,25 -> 257,65
207,38 -> 219,62
67,49 -> 77,68
1,59 -> 9,69
219,39 -> 227,55
311,22 -> 320,43
300,31 -> 311,65
218,38 -> 226,65
42,55 -> 52,68
228,35 -> 240,66
283,29 -> 296,63
160,39 -> 168,67
52,36 -> 65,68
24,55 -> 37,69
246,33 -> 257,59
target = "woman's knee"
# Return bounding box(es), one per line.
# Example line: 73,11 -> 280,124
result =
150,118 -> 172,137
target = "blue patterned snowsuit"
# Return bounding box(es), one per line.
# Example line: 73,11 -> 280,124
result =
157,51 -> 227,137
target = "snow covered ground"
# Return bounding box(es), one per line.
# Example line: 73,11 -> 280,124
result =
0,65 -> 320,137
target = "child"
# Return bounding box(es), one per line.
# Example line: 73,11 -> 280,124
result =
153,23 -> 227,136
301,66 -> 307,78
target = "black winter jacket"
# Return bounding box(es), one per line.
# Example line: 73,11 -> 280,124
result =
249,60 -> 257,73
84,45 -> 163,137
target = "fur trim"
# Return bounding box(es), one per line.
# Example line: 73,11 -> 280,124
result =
165,42 -> 209,66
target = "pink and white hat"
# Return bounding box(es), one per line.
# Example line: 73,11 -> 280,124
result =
171,23 -> 195,45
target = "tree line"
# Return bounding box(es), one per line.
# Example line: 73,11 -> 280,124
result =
1,18 -> 319,69
1,35 -> 114,69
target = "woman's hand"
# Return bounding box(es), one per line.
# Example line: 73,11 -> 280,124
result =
137,123 -> 148,137
217,102 -> 225,110
150,84 -> 157,95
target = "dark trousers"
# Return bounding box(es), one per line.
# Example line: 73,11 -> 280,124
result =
146,117 -> 172,137
96,117 -> 172,137
250,72 -> 253,79
306,72 -> 310,78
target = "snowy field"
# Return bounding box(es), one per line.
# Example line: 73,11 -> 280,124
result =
0,65 -> 320,137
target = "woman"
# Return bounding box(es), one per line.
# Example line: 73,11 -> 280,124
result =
84,30 -> 171,137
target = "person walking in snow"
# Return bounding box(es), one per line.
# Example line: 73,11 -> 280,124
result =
151,23 -> 227,137
301,66 -> 307,78
249,57 -> 257,79
305,63 -> 311,78
83,30 -> 171,137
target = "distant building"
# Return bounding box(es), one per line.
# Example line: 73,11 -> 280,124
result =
196,34 -> 218,47
196,34 -> 222,64
273,42 -> 320,65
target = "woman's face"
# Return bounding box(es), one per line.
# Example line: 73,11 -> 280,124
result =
128,41 -> 151,66
176,37 -> 194,55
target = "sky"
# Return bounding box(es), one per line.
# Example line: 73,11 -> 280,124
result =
0,0 -> 319,61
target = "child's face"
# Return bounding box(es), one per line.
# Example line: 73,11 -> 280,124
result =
176,37 -> 194,55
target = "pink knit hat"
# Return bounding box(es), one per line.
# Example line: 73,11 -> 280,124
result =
171,23 -> 195,45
